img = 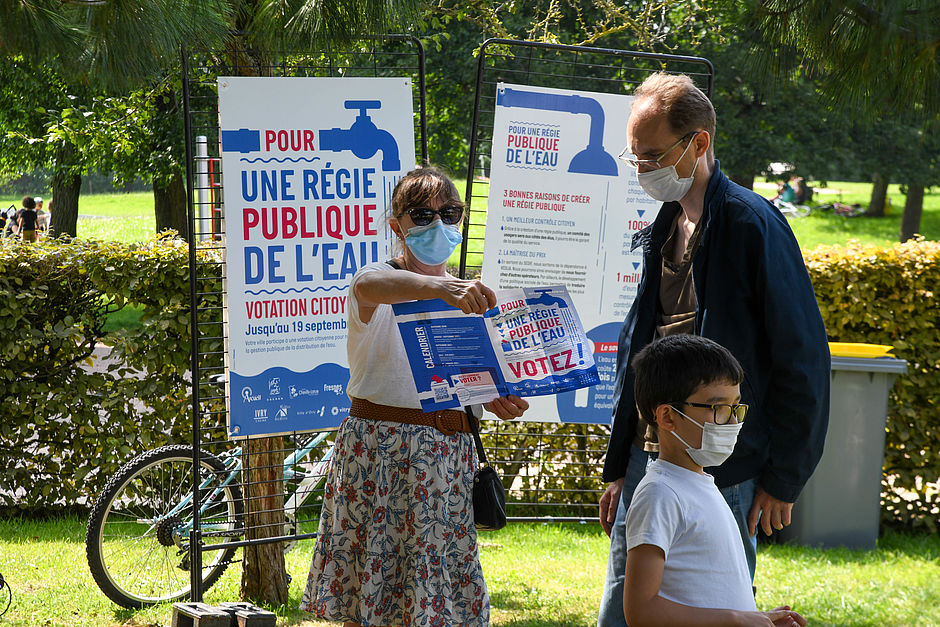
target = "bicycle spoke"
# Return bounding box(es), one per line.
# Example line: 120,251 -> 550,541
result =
88,446 -> 244,607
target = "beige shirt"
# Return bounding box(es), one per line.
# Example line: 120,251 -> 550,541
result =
636,214 -> 703,452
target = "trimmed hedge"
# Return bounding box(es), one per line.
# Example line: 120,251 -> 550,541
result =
804,239 -> 940,533
0,235 -> 223,512
1,236 -> 938,532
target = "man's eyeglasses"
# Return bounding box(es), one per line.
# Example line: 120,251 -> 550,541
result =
402,205 -> 464,226
670,401 -> 748,425
619,131 -> 699,170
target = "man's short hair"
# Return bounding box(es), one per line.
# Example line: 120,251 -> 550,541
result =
633,73 -> 716,156
632,334 -> 743,429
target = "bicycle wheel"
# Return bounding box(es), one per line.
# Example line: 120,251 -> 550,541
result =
792,203 -> 811,218
86,445 -> 244,608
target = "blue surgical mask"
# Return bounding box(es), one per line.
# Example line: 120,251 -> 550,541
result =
404,220 -> 463,265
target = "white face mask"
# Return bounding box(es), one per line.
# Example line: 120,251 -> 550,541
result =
636,139 -> 699,202
669,406 -> 742,468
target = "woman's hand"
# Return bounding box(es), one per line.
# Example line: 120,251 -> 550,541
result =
438,277 -> 497,314
484,395 -> 529,421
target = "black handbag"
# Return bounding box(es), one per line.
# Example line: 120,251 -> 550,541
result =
467,407 -> 507,531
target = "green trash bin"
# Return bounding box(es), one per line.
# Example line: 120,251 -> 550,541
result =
778,343 -> 907,549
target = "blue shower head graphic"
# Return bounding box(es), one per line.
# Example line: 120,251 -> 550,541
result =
497,87 -> 619,176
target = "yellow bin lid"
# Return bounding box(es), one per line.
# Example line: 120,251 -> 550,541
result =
828,342 -> 895,358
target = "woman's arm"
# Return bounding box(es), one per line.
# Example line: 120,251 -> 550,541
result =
354,271 -> 496,323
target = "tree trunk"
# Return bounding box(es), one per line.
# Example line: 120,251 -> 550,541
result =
227,36 -> 287,608
866,172 -> 889,217
153,171 -> 188,239
152,88 -> 189,240
900,184 -> 924,242
726,171 -> 755,191
240,436 -> 289,605
49,143 -> 82,238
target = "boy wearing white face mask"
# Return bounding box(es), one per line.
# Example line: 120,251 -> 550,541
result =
622,335 -> 806,627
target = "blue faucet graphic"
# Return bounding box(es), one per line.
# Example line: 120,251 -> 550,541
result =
319,100 -> 401,172
497,87 -> 619,176
221,128 -> 261,153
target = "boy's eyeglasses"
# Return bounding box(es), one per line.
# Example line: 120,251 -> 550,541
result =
402,205 -> 464,226
670,401 -> 748,425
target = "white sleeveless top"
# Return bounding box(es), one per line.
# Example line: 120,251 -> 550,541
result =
345,262 -> 423,409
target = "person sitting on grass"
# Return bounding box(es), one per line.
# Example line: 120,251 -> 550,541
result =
623,334 -> 806,627
770,178 -> 795,205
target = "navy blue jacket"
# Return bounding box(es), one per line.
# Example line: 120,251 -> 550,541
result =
603,163 -> 830,502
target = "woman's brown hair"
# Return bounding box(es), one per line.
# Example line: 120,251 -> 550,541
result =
389,167 -> 464,219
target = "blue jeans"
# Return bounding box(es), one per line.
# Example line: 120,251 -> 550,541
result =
597,450 -> 758,627
719,478 -> 758,582
597,446 -> 651,627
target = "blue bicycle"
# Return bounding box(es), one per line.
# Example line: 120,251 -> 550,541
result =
85,432 -> 333,608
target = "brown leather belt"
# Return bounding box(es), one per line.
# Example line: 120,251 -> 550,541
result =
349,397 -> 474,435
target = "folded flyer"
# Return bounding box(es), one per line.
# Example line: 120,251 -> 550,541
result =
392,285 -> 600,412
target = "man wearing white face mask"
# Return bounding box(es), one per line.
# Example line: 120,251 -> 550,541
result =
597,73 -> 830,627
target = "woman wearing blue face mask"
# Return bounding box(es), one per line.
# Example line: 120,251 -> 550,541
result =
301,167 -> 529,627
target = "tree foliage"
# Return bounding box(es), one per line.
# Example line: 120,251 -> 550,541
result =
0,0 -> 83,61
731,0 -> 940,237
740,0 -> 940,119
417,0 -> 716,169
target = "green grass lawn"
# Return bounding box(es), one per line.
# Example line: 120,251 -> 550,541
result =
100,303 -> 145,333
752,180 -> 940,250
5,181 -> 937,251
1,192 -> 155,243
0,517 -> 937,627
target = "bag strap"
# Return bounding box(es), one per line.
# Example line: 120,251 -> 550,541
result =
465,406 -> 489,466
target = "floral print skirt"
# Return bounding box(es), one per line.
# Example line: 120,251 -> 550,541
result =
301,415 -> 489,626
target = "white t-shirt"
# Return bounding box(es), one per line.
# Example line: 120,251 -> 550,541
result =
345,262 -> 423,409
625,459 -> 756,612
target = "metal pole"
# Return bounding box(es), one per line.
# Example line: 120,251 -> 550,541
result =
196,136 -> 211,241
181,46 -> 204,603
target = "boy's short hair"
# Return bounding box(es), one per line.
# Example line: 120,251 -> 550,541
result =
632,334 -> 743,430
21,196 -> 35,210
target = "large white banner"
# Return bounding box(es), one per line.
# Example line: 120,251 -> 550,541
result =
482,82 -> 660,423
218,76 -> 416,437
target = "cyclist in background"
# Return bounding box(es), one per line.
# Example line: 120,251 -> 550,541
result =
4,206 -> 18,238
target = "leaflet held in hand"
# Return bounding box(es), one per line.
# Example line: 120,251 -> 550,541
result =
392,285 -> 600,412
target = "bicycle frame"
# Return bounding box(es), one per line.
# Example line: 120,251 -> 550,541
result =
167,431 -> 334,548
